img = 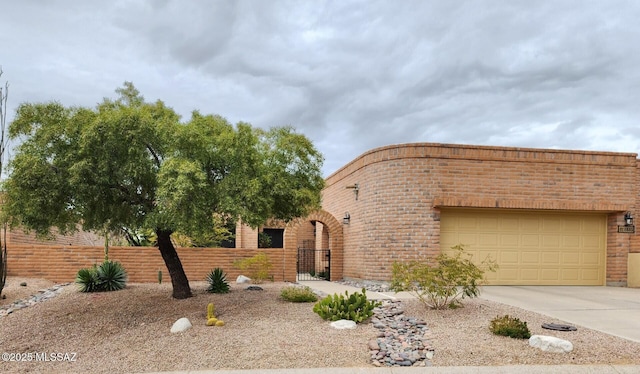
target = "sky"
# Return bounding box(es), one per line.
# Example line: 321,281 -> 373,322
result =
2,0 -> 640,176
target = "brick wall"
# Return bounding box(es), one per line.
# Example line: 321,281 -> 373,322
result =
322,143 -> 639,284
7,245 -> 286,283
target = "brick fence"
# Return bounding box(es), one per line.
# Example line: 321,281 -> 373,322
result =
7,245 -> 287,283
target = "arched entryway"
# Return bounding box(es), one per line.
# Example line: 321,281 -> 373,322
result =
283,210 -> 343,282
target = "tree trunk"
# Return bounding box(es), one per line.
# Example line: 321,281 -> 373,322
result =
156,229 -> 192,299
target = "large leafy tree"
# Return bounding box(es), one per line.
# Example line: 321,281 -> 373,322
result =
3,83 -> 324,298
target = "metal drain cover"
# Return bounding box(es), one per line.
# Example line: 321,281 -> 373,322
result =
542,323 -> 577,331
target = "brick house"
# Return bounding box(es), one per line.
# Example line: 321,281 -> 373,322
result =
296,142 -> 640,287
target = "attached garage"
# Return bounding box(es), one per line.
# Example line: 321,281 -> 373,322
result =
440,209 -> 607,286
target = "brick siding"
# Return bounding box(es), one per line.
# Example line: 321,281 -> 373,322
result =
322,143 -> 639,284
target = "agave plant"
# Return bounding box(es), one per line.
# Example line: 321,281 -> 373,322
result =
75,266 -> 99,293
96,260 -> 128,292
206,268 -> 230,293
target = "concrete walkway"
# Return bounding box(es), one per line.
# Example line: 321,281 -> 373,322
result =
146,365 -> 640,373
479,285 -> 640,343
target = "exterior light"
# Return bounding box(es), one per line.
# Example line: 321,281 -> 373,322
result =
345,183 -> 359,200
625,212 -> 634,226
343,212 -> 350,225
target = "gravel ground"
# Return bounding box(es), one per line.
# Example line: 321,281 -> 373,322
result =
1,277 -> 639,373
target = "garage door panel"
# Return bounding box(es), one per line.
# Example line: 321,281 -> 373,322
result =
521,251 -> 540,264
500,251 -> 519,264
542,252 -> 559,264
441,210 -> 606,286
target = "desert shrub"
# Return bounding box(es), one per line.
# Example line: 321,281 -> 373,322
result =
76,260 -> 127,292
280,285 -> 318,302
76,265 -> 100,293
206,268 -> 230,293
233,252 -> 273,284
313,288 -> 381,323
490,315 -> 531,339
97,260 -> 128,291
390,244 -> 497,310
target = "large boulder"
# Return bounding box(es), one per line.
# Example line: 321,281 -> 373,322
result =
170,317 -> 193,333
529,335 -> 573,353
236,275 -> 251,284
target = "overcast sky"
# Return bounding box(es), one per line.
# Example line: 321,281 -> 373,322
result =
2,1 -> 640,176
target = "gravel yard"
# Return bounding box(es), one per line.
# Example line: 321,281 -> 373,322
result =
1,277 -> 639,373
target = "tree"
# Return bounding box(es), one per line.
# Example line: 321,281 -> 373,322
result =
0,67 -> 8,298
3,82 -> 325,299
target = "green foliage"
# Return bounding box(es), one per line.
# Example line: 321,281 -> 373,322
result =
280,285 -> 318,302
97,260 -> 128,291
391,244 -> 497,310
75,261 -> 127,293
206,268 -> 230,294
258,232 -> 272,248
233,252 -> 273,284
4,82 -> 324,299
75,266 -> 99,293
313,288 -> 381,323
489,315 -> 531,339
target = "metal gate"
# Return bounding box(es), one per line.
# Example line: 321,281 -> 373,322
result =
297,248 -> 331,281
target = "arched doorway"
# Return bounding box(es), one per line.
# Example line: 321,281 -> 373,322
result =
283,210 -> 343,282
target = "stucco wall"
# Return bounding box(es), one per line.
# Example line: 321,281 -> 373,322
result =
322,143 -> 639,283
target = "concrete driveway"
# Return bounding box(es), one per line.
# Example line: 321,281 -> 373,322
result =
480,286 -> 640,343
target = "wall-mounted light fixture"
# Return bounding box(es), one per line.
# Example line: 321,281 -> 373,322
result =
343,212 -> 350,225
345,183 -> 359,200
625,212 -> 634,226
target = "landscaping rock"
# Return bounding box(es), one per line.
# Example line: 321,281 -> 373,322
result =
529,335 -> 573,353
330,319 -> 357,329
170,317 -> 192,333
236,275 -> 251,284
245,286 -> 263,291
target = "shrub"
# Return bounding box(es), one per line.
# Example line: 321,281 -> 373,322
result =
233,252 -> 273,284
313,288 -> 381,323
76,261 -> 127,293
280,285 -> 318,302
206,268 -> 230,293
490,315 -> 531,339
96,260 -> 128,291
390,244 -> 497,310
76,265 -> 100,293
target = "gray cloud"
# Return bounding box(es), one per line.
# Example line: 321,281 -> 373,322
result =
2,0 -> 640,175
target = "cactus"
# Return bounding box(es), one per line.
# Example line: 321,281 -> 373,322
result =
206,317 -> 218,326
313,288 -> 381,323
215,320 -> 225,326
207,302 -> 215,320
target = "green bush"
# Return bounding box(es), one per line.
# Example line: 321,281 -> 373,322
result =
206,268 -> 230,294
97,260 -> 128,291
313,288 -> 381,323
76,265 -> 100,293
391,244 -> 497,310
233,252 -> 273,284
280,285 -> 318,302
76,260 -> 127,292
489,315 -> 531,339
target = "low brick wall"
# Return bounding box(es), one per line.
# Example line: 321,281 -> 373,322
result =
7,245 -> 287,283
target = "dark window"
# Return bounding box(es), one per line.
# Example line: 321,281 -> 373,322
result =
262,228 -> 284,248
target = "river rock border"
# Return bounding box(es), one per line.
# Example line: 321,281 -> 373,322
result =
0,283 -> 69,317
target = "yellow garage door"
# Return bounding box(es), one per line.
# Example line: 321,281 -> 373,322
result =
440,209 -> 606,285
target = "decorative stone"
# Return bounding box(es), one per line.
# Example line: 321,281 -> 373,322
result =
170,317 -> 192,333
529,335 -> 573,353
245,286 -> 263,291
330,319 -> 357,329
236,275 -> 251,284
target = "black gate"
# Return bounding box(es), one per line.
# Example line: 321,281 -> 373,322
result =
297,248 -> 331,281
